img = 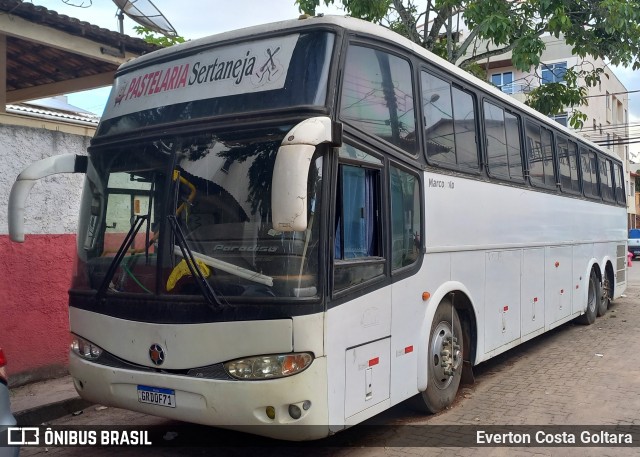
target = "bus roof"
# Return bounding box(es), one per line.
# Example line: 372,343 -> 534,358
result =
116,15 -> 618,161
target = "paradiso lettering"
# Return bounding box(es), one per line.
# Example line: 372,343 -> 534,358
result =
115,47 -> 283,106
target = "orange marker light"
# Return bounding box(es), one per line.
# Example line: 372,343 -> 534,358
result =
422,292 -> 431,301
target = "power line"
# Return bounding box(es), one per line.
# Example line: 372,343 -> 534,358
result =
585,89 -> 640,99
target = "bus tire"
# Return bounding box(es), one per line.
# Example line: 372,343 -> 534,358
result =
414,298 -> 463,413
576,270 -> 598,325
597,271 -> 611,317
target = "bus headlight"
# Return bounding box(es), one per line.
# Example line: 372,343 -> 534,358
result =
224,353 -> 313,380
71,335 -> 103,360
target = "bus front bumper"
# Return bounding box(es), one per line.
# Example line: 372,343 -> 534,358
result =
69,352 -> 329,441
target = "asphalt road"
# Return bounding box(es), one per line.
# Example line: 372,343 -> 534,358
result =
17,263 -> 640,457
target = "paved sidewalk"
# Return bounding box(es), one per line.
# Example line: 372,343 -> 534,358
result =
9,375 -> 91,426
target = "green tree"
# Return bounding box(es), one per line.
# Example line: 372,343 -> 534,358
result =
296,0 -> 640,128
133,26 -> 186,47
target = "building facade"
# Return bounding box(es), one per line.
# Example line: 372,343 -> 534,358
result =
0,103 -> 96,385
0,0 -> 157,385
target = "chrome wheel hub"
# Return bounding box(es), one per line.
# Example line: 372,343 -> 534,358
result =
431,321 -> 461,389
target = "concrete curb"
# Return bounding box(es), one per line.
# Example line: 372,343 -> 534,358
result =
15,398 -> 93,426
10,375 -> 93,425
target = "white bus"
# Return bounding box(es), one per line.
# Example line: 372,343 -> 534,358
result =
9,15 -> 627,440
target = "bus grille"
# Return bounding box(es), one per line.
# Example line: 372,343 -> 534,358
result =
93,351 -> 235,381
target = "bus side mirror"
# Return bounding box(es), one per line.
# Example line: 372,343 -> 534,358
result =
8,154 -> 87,242
271,117 -> 341,232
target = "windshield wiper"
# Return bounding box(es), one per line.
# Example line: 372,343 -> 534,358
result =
97,215 -> 148,300
167,215 -> 225,311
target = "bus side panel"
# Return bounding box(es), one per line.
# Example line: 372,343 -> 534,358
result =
572,243 -> 592,315
450,251 -> 485,363
484,250 -> 521,353
522,248 -> 545,338
292,312 -> 325,357
389,272 -> 424,404
544,246 -> 573,328
325,286 -> 391,430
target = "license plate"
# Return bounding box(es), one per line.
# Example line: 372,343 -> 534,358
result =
137,385 -> 176,408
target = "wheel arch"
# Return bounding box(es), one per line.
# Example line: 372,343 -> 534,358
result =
417,282 -> 478,392
577,258 -> 600,311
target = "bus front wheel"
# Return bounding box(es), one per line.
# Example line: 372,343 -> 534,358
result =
414,298 -> 463,413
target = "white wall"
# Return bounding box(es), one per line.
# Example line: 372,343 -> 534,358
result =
0,124 -> 88,236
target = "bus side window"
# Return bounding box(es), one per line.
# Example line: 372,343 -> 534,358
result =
557,135 -> 571,189
540,127 -> 555,186
613,162 -> 626,205
335,165 -> 380,259
334,145 -> 384,291
525,121 -> 543,183
557,136 -> 581,194
484,102 -> 523,181
422,72 -> 479,172
504,112 -> 523,180
568,141 -> 581,193
340,45 -> 417,153
390,166 -> 421,270
484,101 -> 509,178
580,148 -> 600,199
588,150 -> 601,199
599,157 -> 615,202
526,121 -> 555,188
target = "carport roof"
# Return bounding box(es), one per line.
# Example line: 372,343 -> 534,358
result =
0,0 -> 160,105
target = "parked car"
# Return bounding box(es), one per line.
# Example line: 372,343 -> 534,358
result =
0,348 -> 19,457
629,229 -> 640,259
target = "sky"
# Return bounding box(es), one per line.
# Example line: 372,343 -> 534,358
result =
32,0 -> 640,161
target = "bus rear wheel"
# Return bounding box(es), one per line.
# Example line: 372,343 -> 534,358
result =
597,273 -> 611,317
413,299 -> 463,413
576,270 -> 599,325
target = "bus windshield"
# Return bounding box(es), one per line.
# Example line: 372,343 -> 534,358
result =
73,127 -> 324,300
96,31 -> 335,137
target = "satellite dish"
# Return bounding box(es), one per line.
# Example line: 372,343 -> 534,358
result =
112,0 -> 178,37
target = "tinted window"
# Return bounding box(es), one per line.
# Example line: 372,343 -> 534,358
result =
541,128 -> 555,185
484,101 -> 508,178
599,158 -> 615,202
614,162 -> 626,204
341,45 -> 416,153
484,101 -> 523,180
390,166 -> 421,270
505,112 -> 523,180
567,141 -> 580,193
557,136 -> 580,194
526,121 -> 555,187
334,145 -> 384,291
452,87 -> 478,170
581,149 -> 600,199
423,72 -> 455,165
422,72 -> 478,171
526,122 -> 543,184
